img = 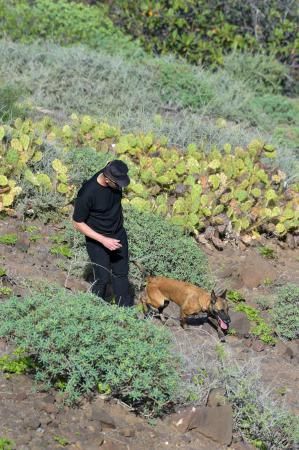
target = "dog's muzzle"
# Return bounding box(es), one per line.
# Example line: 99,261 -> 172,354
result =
216,313 -> 231,331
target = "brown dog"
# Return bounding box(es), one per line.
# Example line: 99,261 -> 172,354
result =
142,276 -> 230,340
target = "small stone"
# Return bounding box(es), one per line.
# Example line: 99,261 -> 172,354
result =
286,233 -> 296,249
119,427 -> 135,438
251,340 -> 265,352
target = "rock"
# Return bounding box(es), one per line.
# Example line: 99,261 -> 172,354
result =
119,427 -> 136,438
100,439 -> 127,450
196,234 -> 213,250
286,233 -> 296,249
206,388 -> 228,407
217,224 -> 227,235
277,341 -> 299,364
15,392 -> 28,401
238,253 -> 277,288
15,236 -> 30,253
231,441 -> 256,450
229,311 -> 251,337
251,340 -> 265,352
22,414 -> 41,430
204,226 -> 215,240
165,407 -> 197,433
241,235 -> 252,246
187,405 -> 233,445
175,184 -> 187,195
211,235 -> 225,251
90,404 -> 115,429
64,276 -> 89,292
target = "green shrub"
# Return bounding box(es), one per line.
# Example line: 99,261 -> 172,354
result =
0,233 -> 17,245
0,349 -> 33,374
152,57 -> 213,109
124,206 -> 212,290
227,290 -> 245,303
0,82 -> 26,122
0,438 -> 14,450
222,362 -> 299,449
0,287 -> 184,416
1,39 -> 297,166
223,52 -> 291,95
271,284 -> 299,340
65,147 -> 112,188
50,244 -> 72,258
0,0 -> 142,57
106,0 -> 298,68
235,304 -> 276,344
249,95 -> 299,127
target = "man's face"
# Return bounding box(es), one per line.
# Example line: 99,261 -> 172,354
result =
104,175 -> 120,190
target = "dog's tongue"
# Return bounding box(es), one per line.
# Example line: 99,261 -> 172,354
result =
218,318 -> 228,330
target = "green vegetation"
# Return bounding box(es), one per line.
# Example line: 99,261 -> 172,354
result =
222,361 -> 299,449
0,349 -> 33,374
0,1 -> 298,444
258,246 -> 275,259
271,284 -> 299,340
105,0 -> 298,69
0,438 -> 14,450
0,287 -> 12,296
0,234 -> 17,245
125,206 -> 212,290
227,290 -> 245,303
50,244 -> 72,258
0,288 -> 184,416
0,0 -> 142,57
1,40 -> 298,158
0,81 -> 25,121
53,436 -> 69,447
0,116 -> 298,238
234,304 -> 276,344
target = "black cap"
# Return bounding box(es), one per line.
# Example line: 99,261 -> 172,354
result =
103,160 -> 130,188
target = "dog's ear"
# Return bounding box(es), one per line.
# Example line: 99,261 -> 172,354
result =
221,289 -> 227,299
211,290 -> 217,305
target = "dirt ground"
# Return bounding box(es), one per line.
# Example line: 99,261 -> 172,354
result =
0,217 -> 298,450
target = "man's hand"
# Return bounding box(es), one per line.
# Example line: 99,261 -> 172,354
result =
99,236 -> 122,251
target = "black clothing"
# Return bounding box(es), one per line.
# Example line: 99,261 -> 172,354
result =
86,227 -> 132,307
73,171 -> 123,235
73,171 -> 133,307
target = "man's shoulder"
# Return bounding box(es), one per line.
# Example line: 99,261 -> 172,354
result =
77,171 -> 101,197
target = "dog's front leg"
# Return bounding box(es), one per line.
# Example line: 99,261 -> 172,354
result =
208,317 -> 226,342
180,310 -> 187,329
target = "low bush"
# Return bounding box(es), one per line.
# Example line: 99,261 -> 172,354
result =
0,287 -> 184,416
234,304 -> 275,344
64,147 -> 112,188
248,95 -> 299,127
223,361 -> 299,449
105,0 -> 298,68
0,82 -> 26,122
0,438 -> 14,450
124,206 -> 212,291
222,52 -> 291,95
271,284 -> 299,340
176,336 -> 298,450
0,0 -> 142,58
152,57 -> 213,109
0,234 -> 18,245
62,205 -> 212,291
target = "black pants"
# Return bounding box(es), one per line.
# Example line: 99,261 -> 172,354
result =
85,227 -> 133,307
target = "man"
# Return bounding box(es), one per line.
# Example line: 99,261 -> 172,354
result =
72,160 -> 133,307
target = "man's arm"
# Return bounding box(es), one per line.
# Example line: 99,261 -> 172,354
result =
73,221 -> 122,251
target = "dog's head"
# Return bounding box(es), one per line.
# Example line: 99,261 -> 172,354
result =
208,290 -> 231,331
